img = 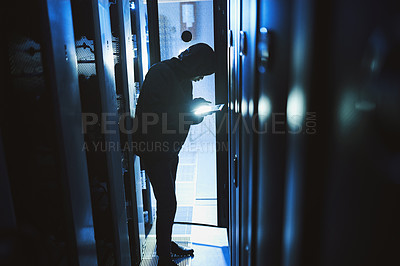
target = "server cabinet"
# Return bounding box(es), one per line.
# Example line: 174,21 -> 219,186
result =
254,1 -> 292,266
227,0 -> 241,265
42,1 -> 99,264
0,130 -> 18,265
89,0 -> 132,265
228,1 -> 400,266
281,1 -> 400,266
71,0 -> 131,265
215,0 -> 230,229
132,0 -> 155,240
238,0 -> 258,266
133,0 -> 151,79
313,1 -> 400,265
110,0 -> 146,264
2,0 -> 98,264
281,0 -> 315,265
228,0 -> 259,265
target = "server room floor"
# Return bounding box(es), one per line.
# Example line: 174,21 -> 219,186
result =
140,223 -> 229,266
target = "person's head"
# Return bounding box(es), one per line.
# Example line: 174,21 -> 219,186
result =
178,43 -> 216,80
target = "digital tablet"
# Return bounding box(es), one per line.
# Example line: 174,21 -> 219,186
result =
193,104 -> 225,116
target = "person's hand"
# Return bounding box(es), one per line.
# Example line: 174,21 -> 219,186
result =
191,98 -> 214,117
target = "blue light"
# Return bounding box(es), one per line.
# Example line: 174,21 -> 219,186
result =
258,95 -> 271,122
286,87 -> 306,131
130,2 -> 135,10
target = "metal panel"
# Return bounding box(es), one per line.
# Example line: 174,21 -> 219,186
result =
227,0 -> 241,265
254,1 -> 292,266
281,1 -> 400,266
214,0 -> 229,229
42,0 -> 98,264
0,130 -> 16,231
281,0 -> 315,265
133,155 -> 145,258
146,0 -> 161,66
117,0 -> 139,117
315,1 -> 400,265
92,0 -> 131,265
116,0 -> 146,264
134,0 -> 151,80
239,0 -> 258,265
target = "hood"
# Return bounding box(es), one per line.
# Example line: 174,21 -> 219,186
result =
177,43 -> 216,78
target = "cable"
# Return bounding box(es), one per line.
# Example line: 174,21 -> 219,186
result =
173,221 -> 226,228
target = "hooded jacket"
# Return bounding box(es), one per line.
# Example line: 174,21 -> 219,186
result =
132,43 -> 215,158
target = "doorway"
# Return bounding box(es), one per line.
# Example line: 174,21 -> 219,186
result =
157,1 -> 218,237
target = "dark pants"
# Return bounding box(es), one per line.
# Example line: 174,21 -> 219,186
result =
141,155 -> 179,257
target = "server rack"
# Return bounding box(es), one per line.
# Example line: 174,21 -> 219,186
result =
215,0 -> 230,230
253,1 -> 292,266
131,0 -> 156,242
238,1 -> 259,266
228,1 -> 400,266
70,0 -> 135,264
0,130 -> 18,262
90,4 -> 132,262
2,0 -> 98,264
109,0 -> 146,264
227,1 -> 241,265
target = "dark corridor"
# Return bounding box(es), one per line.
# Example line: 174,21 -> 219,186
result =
1,0 -> 400,266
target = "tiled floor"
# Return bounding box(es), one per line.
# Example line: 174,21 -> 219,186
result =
175,149 -> 217,227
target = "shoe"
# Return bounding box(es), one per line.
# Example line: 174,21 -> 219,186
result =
170,241 -> 194,258
158,256 -> 178,266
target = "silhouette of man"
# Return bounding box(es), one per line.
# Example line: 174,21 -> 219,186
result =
133,43 -> 215,266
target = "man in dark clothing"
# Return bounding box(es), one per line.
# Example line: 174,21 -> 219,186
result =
133,43 -> 215,266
